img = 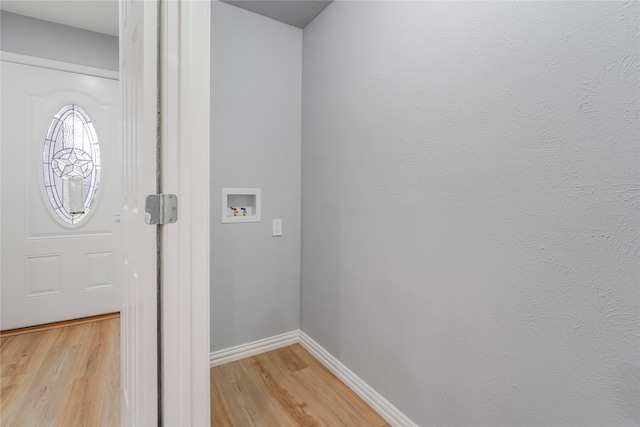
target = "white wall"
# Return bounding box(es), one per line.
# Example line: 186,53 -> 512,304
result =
210,1 -> 302,351
0,11 -> 118,70
301,2 -> 639,425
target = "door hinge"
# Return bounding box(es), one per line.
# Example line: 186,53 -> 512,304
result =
145,194 -> 178,225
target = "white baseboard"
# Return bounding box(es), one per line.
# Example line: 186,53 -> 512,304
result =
209,330 -> 299,367
209,329 -> 417,427
298,331 -> 418,427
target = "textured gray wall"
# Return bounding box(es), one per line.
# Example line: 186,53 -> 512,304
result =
0,11 -> 118,71
301,2 -> 639,425
210,1 -> 302,352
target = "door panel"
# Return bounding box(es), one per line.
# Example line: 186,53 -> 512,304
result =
0,61 -> 121,330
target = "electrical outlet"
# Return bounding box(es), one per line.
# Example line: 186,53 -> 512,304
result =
272,219 -> 282,237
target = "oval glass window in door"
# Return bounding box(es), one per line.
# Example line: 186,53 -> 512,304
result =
42,104 -> 101,225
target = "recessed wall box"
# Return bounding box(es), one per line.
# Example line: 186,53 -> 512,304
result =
222,188 -> 261,223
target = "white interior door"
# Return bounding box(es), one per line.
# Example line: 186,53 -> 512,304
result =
120,0 -> 159,425
0,61 -> 121,331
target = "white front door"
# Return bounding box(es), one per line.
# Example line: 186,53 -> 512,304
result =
120,0 -> 159,425
0,61 -> 121,331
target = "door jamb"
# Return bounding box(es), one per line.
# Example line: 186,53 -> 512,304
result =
159,1 -> 211,425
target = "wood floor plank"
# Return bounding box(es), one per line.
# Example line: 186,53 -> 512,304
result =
210,344 -> 390,427
214,359 -> 287,427
288,344 -> 391,427
243,353 -> 321,427
0,317 -> 120,427
273,345 -> 308,373
100,323 -> 121,427
0,373 -> 25,416
210,368 -> 236,427
1,330 -> 56,379
17,345 -> 76,426
54,374 -> 106,426
50,322 -> 89,351
292,359 -> 388,427
257,351 -> 338,426
211,362 -> 256,426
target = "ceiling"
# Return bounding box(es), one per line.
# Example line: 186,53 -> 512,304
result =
1,0 -> 119,36
222,0 -> 332,28
0,0 -> 331,36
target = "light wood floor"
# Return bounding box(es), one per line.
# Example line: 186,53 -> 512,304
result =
0,316 -> 120,426
210,344 -> 390,427
2,321 -> 388,427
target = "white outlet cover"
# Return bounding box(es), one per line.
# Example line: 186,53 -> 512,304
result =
272,219 -> 282,236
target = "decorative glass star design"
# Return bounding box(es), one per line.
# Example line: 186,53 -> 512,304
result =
52,148 -> 94,179
43,104 -> 101,225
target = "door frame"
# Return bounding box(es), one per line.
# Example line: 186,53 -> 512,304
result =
159,1 -> 210,425
1,0 -> 212,420
0,51 -> 119,80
